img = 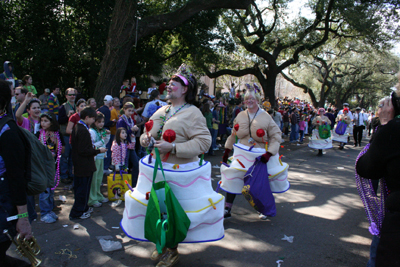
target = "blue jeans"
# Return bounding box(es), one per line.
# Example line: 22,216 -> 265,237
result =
290,123 -> 298,142
299,130 -> 304,142
135,136 -> 147,159
39,188 -> 54,216
104,134 -> 114,170
211,128 -> 218,149
126,149 -> 139,187
60,135 -> 73,180
367,235 -> 380,267
226,127 -> 232,136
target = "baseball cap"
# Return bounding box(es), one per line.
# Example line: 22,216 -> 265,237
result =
343,103 -> 349,106
104,95 -> 113,102
44,88 -> 50,93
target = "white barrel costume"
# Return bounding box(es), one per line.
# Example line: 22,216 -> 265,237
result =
219,109 -> 289,195
332,114 -> 352,143
220,143 -> 289,194
122,156 -> 224,242
121,105 -> 224,243
308,115 -> 333,149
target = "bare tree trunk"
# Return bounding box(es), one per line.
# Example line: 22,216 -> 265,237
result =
94,0 -> 137,103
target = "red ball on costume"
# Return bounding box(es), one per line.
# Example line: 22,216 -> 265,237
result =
163,129 -> 176,143
145,120 -> 154,132
317,121 -> 320,123
256,129 -> 265,137
234,124 -> 239,131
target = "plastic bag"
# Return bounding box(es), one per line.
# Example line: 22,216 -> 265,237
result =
335,121 -> 347,135
99,238 -> 122,252
242,156 -> 276,217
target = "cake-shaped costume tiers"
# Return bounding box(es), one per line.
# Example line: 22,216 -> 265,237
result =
220,143 -> 289,194
121,155 -> 225,243
332,126 -> 350,143
308,129 -> 333,150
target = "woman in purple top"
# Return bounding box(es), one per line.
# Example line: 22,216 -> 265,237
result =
15,92 -> 40,134
116,102 -> 139,185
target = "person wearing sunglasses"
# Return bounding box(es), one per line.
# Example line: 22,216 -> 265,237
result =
13,87 -> 28,118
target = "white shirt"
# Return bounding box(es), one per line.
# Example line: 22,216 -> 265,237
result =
147,87 -> 157,95
353,112 -> 367,127
142,99 -> 167,118
368,114 -> 375,122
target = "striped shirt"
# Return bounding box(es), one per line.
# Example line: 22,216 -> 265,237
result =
48,93 -> 59,115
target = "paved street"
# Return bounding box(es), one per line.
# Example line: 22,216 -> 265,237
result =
9,138 -> 372,267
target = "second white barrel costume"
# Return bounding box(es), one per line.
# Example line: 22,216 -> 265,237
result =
220,86 -> 289,219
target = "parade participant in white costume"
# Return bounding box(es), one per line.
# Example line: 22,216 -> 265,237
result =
121,64 -> 224,267
338,103 -> 354,140
309,108 -> 333,156
220,84 -> 289,220
333,108 -> 351,149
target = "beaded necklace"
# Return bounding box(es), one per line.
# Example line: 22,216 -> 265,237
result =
93,127 -> 106,146
68,102 -> 76,112
121,141 -> 127,168
0,113 -> 7,120
247,108 -> 260,143
78,120 -> 89,131
39,129 -> 62,190
122,114 -> 134,129
157,103 -> 189,138
355,143 -> 388,236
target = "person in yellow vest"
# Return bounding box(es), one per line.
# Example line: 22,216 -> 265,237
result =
262,97 -> 271,110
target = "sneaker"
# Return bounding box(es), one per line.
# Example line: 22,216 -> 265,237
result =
49,211 -> 59,220
259,213 -> 268,220
101,198 -> 109,203
156,248 -> 179,267
103,169 -> 112,175
41,213 -> 57,224
87,207 -> 94,214
213,147 -> 219,151
224,207 -> 232,219
69,212 -> 91,220
91,202 -> 102,208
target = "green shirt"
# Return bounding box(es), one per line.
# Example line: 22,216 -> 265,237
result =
24,85 -> 37,95
204,112 -> 213,129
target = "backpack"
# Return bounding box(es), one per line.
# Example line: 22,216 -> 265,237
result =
0,117 -> 55,195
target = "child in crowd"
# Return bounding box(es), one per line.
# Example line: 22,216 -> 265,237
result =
36,113 -> 65,223
22,75 -> 37,95
111,127 -> 135,172
88,112 -> 110,208
69,107 -> 107,220
299,116 -> 306,144
120,79 -> 130,98
116,102 -> 139,185
65,98 -> 87,135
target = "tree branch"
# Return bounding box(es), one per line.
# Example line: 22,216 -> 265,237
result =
139,0 -> 252,39
204,66 -> 257,79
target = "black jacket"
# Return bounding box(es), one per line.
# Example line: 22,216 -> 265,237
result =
71,123 -> 100,177
356,117 -> 400,212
